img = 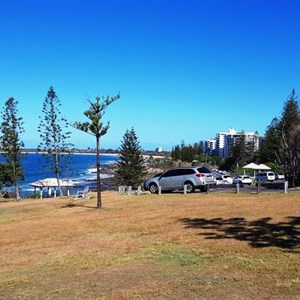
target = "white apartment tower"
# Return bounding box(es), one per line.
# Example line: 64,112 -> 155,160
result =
222,128 -> 259,158
204,128 -> 260,158
204,138 -> 217,156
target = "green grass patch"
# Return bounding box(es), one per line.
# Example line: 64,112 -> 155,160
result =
149,247 -> 203,266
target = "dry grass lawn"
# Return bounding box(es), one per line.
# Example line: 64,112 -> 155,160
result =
0,192 -> 300,299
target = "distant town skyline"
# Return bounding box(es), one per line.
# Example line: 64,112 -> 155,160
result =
1,0 -> 300,151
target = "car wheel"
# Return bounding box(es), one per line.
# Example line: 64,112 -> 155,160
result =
149,183 -> 158,194
184,181 -> 195,193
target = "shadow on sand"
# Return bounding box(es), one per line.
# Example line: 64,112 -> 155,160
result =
180,216 -> 300,252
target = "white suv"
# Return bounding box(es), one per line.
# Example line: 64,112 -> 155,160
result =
143,166 -> 215,193
255,171 -> 275,182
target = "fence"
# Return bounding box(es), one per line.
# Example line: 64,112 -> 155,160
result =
118,181 -> 291,196
213,181 -> 289,194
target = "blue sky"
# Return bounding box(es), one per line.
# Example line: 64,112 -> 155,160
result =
0,0 -> 300,151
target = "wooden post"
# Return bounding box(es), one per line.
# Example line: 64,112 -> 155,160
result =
206,184 -> 210,194
236,183 -> 240,194
257,181 -> 261,194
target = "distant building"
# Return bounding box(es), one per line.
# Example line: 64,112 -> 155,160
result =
203,127 -> 260,158
203,138 -> 217,156
216,131 -> 226,157
155,147 -> 164,153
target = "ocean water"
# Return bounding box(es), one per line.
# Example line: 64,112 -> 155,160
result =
3,153 -> 119,197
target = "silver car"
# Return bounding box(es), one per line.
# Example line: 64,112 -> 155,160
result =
143,166 -> 215,193
233,175 -> 253,185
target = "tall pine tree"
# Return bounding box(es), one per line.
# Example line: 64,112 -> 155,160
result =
0,98 -> 25,200
73,94 -> 120,208
115,128 -> 147,187
276,89 -> 300,185
38,87 -> 73,195
261,89 -> 300,185
260,118 -> 280,164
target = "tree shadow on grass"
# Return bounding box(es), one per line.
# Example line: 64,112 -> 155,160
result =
61,202 -> 96,209
180,216 -> 300,252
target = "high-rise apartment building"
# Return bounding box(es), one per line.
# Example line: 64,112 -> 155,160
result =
203,138 -> 217,156
203,128 -> 260,158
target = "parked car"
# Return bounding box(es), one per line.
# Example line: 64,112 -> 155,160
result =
255,171 -> 276,182
215,176 -> 223,185
275,173 -> 285,180
222,175 -> 233,184
233,175 -> 253,185
143,166 -> 215,193
215,175 -> 233,185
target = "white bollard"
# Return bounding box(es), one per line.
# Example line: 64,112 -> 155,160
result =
158,186 -> 162,195
118,186 -> 123,194
127,186 -> 132,195
118,186 -> 126,194
183,185 -> 187,194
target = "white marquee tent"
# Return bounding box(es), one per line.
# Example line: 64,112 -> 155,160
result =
242,163 -> 271,170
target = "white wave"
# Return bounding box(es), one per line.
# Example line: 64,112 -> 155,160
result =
101,174 -> 114,179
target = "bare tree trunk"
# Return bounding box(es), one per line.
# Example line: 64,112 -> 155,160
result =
96,135 -> 102,209
54,151 -> 63,195
15,181 -> 20,201
55,173 -> 62,196
12,163 -> 20,201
